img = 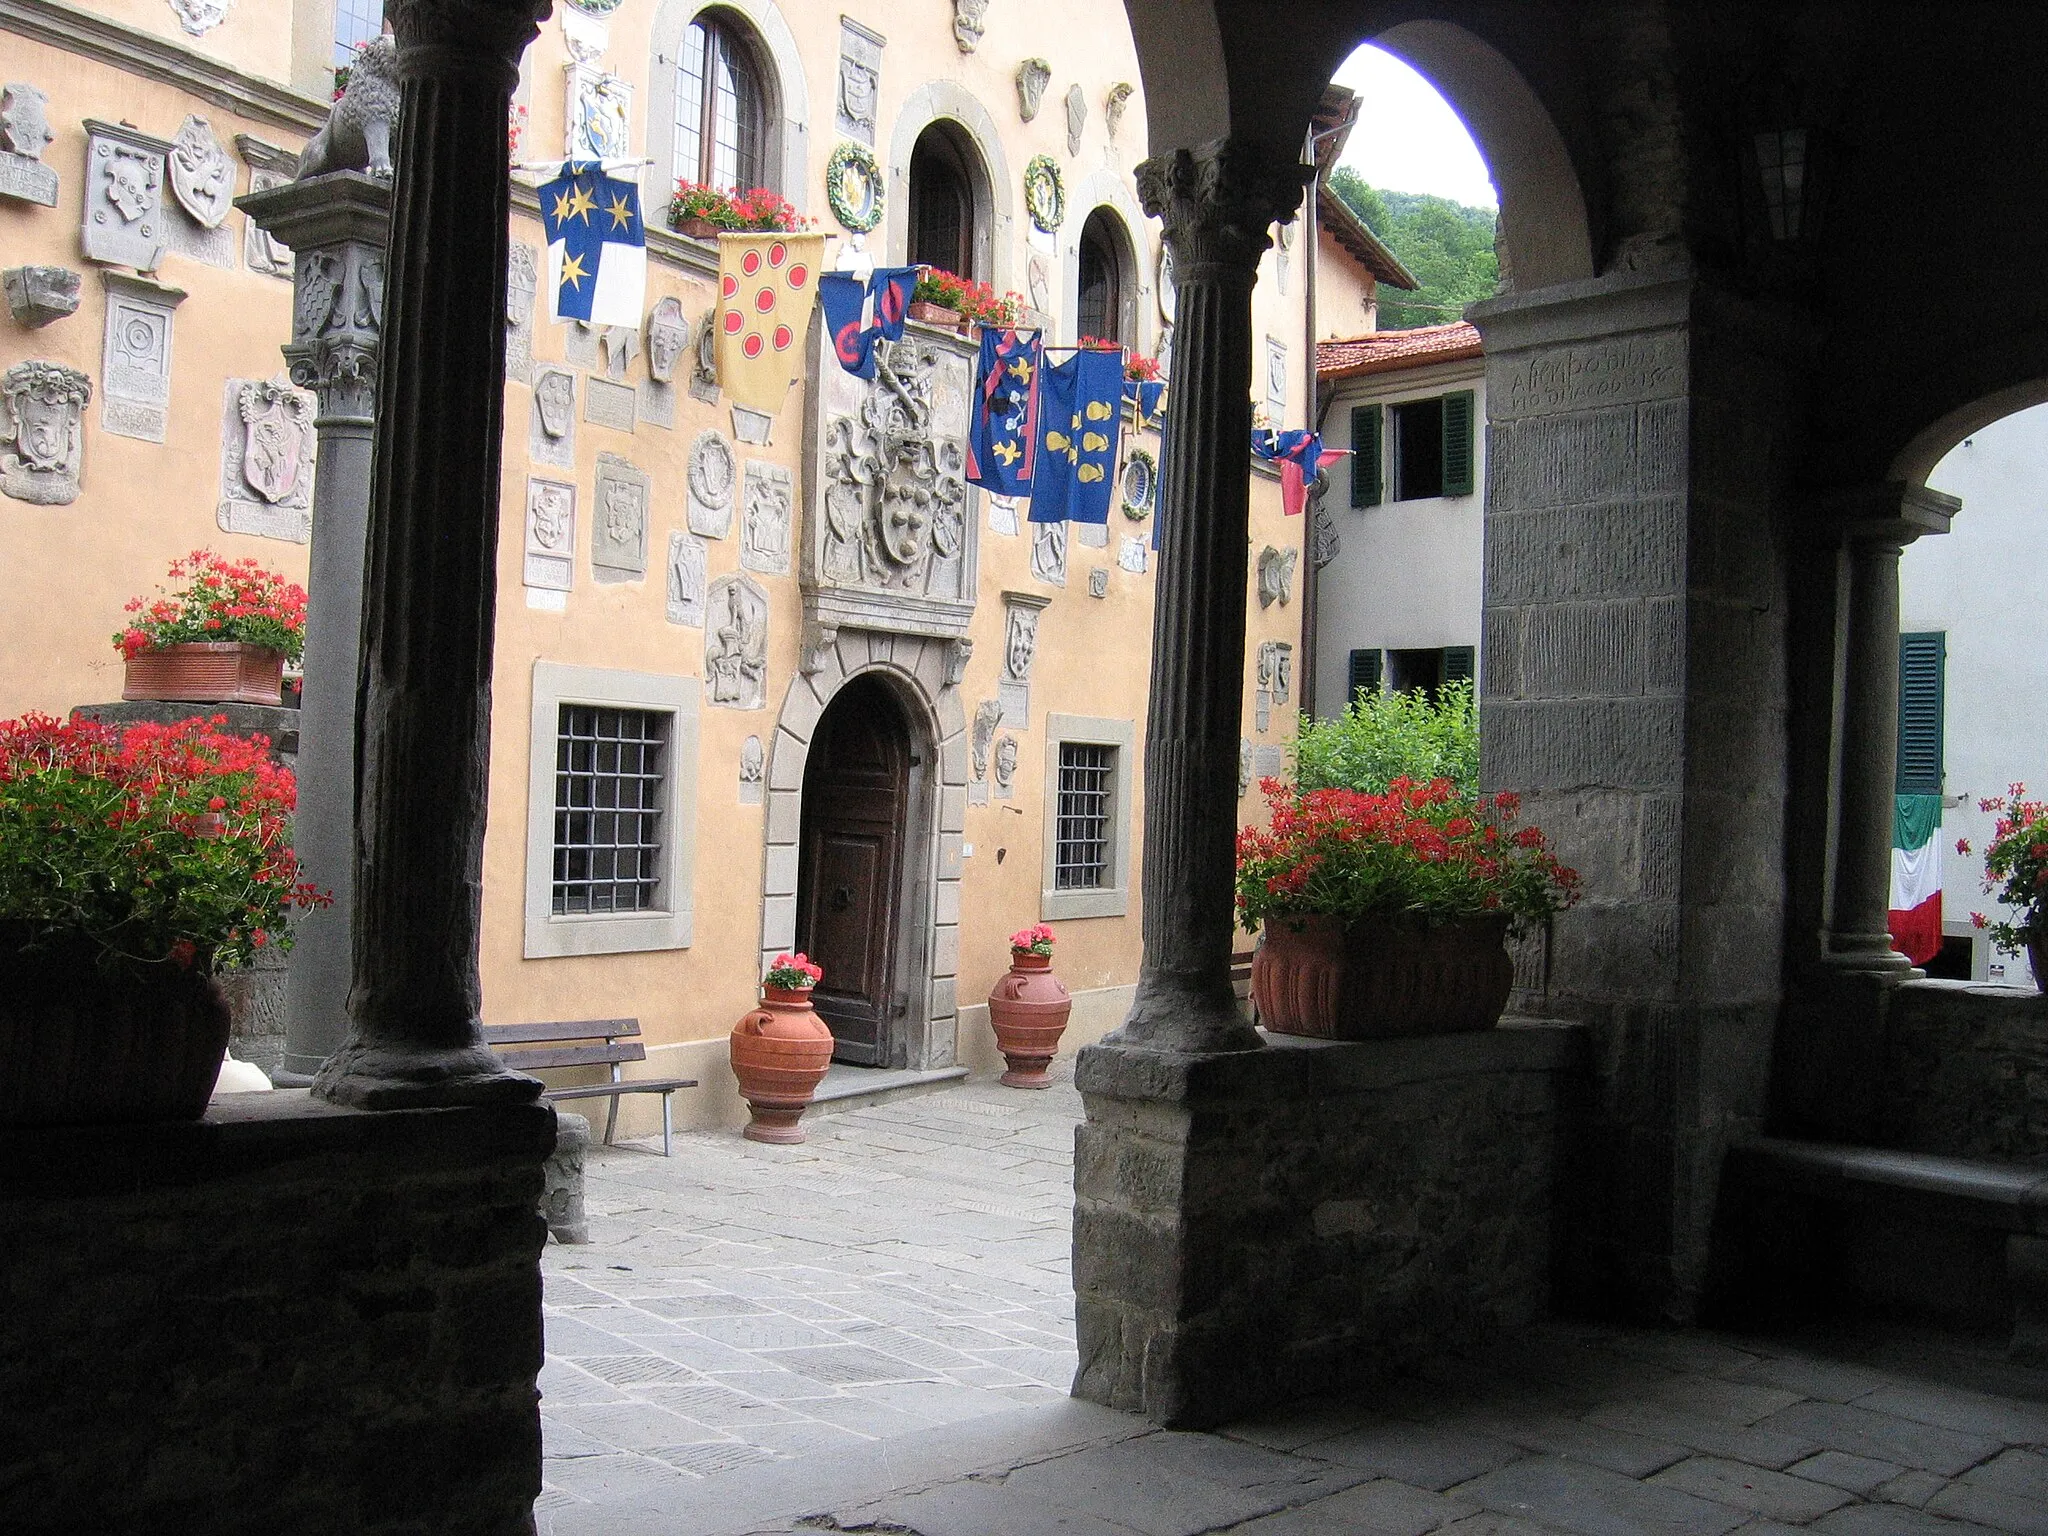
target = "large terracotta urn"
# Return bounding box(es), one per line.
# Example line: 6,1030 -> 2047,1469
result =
729,984 -> 834,1143
986,949 -> 1072,1088
122,642 -> 286,706
1253,912 -> 1514,1041
0,925 -> 231,1126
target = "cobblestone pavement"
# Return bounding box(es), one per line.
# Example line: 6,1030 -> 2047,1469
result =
537,1071 -> 2048,1536
536,1069 -> 1081,1530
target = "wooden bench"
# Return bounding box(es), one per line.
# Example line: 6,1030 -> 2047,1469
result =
481,1019 -> 696,1157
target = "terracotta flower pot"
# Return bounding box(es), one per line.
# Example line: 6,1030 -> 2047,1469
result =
729,983 -> 834,1143
908,300 -> 961,328
123,642 -> 286,706
986,949 -> 1071,1088
674,215 -> 723,239
0,926 -> 231,1126
1252,912 -> 1514,1041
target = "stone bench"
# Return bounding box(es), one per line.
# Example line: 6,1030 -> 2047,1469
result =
1723,1135 -> 2048,1365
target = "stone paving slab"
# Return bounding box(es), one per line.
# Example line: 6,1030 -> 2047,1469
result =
534,1068 -> 2048,1536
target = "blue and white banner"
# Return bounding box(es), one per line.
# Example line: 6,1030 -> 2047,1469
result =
966,326 -> 1042,495
1124,378 -> 1166,429
1029,348 -> 1124,526
817,266 -> 918,380
538,160 -> 647,327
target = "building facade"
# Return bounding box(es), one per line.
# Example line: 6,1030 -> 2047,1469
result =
0,0 -> 1372,1128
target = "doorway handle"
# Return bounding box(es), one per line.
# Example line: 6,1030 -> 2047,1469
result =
829,885 -> 853,912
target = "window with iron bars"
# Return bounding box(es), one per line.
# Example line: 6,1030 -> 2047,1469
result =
1054,742 -> 1116,890
553,705 -> 668,915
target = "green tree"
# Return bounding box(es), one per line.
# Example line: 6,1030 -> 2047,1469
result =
1290,679 -> 1479,797
1328,169 -> 1499,331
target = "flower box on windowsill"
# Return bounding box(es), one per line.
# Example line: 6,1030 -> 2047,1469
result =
671,216 -> 723,240
907,300 -> 961,328
123,642 -> 286,706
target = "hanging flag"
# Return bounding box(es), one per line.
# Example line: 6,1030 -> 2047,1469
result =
538,160 -> 648,327
717,231 -> 827,416
1123,378 -> 1166,429
1029,349 -> 1124,525
818,266 -> 918,381
966,326 -> 1042,494
1251,428 -> 1347,517
1889,792 -> 1944,965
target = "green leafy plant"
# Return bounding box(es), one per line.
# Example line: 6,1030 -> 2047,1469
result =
115,550 -> 308,666
0,712 -> 329,977
1291,678 -> 1478,797
912,267 -> 974,312
1963,784 -> 2048,954
1234,776 -> 1577,934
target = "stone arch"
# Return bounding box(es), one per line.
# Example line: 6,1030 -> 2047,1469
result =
1891,375 -> 2048,490
1061,172 -> 1152,351
647,0 -> 811,211
885,80 -> 1015,296
760,630 -> 970,1070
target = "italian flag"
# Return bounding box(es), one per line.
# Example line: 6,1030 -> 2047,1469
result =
1889,793 -> 1944,965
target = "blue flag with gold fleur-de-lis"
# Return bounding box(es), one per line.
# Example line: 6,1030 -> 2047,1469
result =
966,326 -> 1042,495
1028,348 -> 1124,524
538,160 -> 647,327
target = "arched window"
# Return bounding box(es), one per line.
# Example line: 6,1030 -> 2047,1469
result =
673,11 -> 767,191
332,0 -> 380,65
1076,208 -> 1129,344
908,123 -> 978,278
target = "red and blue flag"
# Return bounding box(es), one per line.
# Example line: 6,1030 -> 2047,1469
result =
966,327 -> 1042,495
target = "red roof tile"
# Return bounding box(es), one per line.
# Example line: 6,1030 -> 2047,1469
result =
1316,321 -> 1483,380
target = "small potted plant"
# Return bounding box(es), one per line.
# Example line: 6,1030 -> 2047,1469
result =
986,923 -> 1071,1088
1964,785 -> 2048,988
668,183 -> 813,238
0,711 -> 328,1125
116,550 -> 308,707
909,267 -> 972,328
729,951 -> 834,1143
1236,777 -> 1580,1039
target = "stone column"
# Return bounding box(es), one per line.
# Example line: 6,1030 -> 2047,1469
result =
1820,485 -> 1958,971
311,0 -> 549,1109
1113,139 -> 1309,1055
237,172 -> 390,1081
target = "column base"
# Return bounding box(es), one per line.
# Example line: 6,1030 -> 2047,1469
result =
1105,965 -> 1263,1055
1819,932 -> 1920,978
312,1037 -> 542,1110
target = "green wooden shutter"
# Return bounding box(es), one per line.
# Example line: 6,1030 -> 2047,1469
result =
1896,631 -> 1946,796
1350,405 -> 1382,508
1347,648 -> 1383,700
1441,390 -> 1476,497
1441,645 -> 1476,686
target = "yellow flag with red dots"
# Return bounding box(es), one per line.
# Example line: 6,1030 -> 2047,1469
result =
716,232 -> 825,418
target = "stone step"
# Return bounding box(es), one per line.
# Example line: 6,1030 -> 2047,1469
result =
805,1063 -> 972,1117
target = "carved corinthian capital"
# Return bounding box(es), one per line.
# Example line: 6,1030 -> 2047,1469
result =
1134,138 -> 1313,276
385,0 -> 552,84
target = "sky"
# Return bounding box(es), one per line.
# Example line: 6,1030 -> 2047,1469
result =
1329,44 -> 1498,210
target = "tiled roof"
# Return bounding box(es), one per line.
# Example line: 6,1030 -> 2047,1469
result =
1316,187 -> 1418,290
1316,321 -> 1483,380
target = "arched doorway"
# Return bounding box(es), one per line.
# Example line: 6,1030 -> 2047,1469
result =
907,120 -> 980,277
795,673 -> 924,1064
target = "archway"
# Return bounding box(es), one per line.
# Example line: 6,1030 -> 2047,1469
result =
795,674 -> 921,1064
885,80 -> 1014,295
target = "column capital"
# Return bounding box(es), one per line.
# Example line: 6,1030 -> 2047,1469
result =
388,0 -> 552,86
1820,481 -> 1959,548
1135,139 -> 1312,278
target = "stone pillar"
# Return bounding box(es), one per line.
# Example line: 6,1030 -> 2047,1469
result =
1112,139 -> 1308,1055
311,0 -> 550,1109
1820,487 -> 1958,971
237,172 -> 390,1081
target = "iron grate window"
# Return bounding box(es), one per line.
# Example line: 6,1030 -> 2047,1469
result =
1055,742 -> 1115,891
553,705 -> 668,915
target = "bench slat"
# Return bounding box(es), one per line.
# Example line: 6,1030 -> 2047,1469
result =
497,1042 -> 647,1071
483,1018 -> 640,1045
544,1079 -> 698,1100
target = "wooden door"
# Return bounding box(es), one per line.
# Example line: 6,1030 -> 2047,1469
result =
796,677 -> 909,1064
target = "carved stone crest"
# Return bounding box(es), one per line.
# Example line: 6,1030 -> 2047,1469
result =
1015,59 -> 1051,123
687,429 -> 737,537
0,360 -> 90,505
168,115 -> 233,229
1030,519 -> 1067,586
523,479 -> 575,592
592,454 -> 650,581
836,16 -> 883,145
705,574 -> 769,710
1104,82 -> 1134,141
993,734 -> 1018,797
1256,544 -> 1298,608
0,83 -> 58,207
3,266 -> 79,327
565,63 -> 632,161
972,699 -> 1002,779
740,735 -> 765,784
741,459 -> 794,575
952,0 -> 989,51
1258,640 -> 1294,706
531,367 -> 575,466
505,242 -> 537,375
83,121 -> 171,271
1239,738 -> 1253,797
216,374 -> 315,540
168,0 -> 230,34
665,530 -> 706,626
240,160 -> 293,277
1064,84 -> 1087,156
646,296 -> 688,383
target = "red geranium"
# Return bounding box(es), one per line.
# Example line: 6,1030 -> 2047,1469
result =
765,951 -> 824,989
1009,923 -> 1055,956
115,550 -> 308,665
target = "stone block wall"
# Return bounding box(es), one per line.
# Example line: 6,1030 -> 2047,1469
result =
1880,981 -> 2048,1163
0,1092 -> 554,1534
1073,1022 -> 1586,1428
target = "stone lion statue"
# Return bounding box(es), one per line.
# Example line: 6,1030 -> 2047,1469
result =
297,35 -> 399,180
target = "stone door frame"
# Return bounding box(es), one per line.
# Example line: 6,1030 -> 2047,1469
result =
762,629 -> 969,1070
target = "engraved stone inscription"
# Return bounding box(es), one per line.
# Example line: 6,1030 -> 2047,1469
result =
687,429 -> 736,537
0,83 -> 59,207
1,360 -> 91,505
524,478 -> 576,591
591,453 -> 650,581
665,529 -> 706,626
741,459 -> 793,575
1492,334 -> 1684,421
83,121 -> 172,270
100,273 -> 184,443
585,374 -> 636,432
705,574 -> 768,710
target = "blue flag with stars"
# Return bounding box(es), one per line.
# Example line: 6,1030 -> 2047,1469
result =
966,326 -> 1042,495
1028,348 -> 1123,525
538,160 -> 648,327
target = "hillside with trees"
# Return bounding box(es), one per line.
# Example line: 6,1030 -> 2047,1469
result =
1329,167 -> 1499,331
